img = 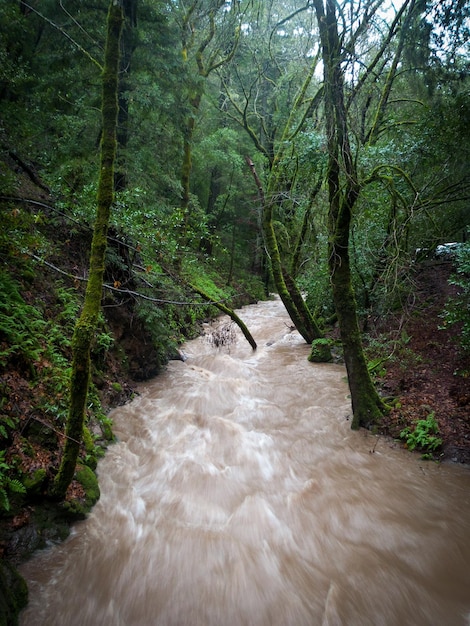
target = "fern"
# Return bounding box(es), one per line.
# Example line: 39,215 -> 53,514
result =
0,450 -> 26,512
0,415 -> 17,440
0,270 -> 46,369
400,412 -> 443,458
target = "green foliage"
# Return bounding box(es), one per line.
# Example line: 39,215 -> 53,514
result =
0,450 -> 26,513
365,331 -> 423,380
184,263 -> 232,304
441,241 -> 470,354
91,313 -> 115,368
298,234 -> 334,320
366,356 -> 388,378
233,274 -> 266,303
56,287 -> 81,329
0,415 -> 17,441
399,412 -> 443,458
0,270 -> 46,373
134,300 -> 180,369
0,267 -> 110,437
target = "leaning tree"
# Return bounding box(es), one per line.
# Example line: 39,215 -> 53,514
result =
52,0 -> 124,499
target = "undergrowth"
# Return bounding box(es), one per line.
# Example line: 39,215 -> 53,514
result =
0,449 -> 26,512
399,412 -> 443,459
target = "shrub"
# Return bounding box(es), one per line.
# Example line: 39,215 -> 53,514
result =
399,412 -> 443,459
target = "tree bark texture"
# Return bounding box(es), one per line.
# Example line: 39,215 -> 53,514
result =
52,1 -> 124,499
180,90 -> 202,245
314,0 -> 387,428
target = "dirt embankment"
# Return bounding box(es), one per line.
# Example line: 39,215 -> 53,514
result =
377,259 -> 469,464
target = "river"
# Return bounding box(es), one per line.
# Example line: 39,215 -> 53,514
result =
19,297 -> 470,625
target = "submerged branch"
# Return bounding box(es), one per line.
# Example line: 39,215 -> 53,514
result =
190,284 -> 257,351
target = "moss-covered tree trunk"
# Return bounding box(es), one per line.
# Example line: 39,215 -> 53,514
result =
262,197 -> 319,345
51,1 -> 124,500
114,0 -> 137,191
329,230 -> 387,429
314,0 -> 387,428
245,157 -> 330,358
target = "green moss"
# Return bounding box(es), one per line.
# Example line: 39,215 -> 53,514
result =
23,468 -> 47,497
62,465 -> 100,519
82,425 -> 97,469
98,415 -> 114,442
76,464 -> 100,508
308,338 -> 333,363
76,465 -> 100,506
82,425 -> 94,454
51,1 -> 123,501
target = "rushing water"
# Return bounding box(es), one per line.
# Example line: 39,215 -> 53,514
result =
19,297 -> 470,626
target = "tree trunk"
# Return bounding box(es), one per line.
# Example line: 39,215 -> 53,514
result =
290,171 -> 322,278
180,90 -> 202,245
51,1 -> 123,499
246,156 -> 330,359
314,0 -> 387,428
329,230 -> 387,429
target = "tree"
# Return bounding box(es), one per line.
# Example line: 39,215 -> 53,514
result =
177,0 -> 241,254
222,2 -> 331,353
311,0 -> 402,428
52,0 -> 124,499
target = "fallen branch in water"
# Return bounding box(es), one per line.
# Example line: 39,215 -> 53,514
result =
190,284 -> 257,351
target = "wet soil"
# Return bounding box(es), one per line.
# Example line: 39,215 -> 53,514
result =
374,260 -> 470,464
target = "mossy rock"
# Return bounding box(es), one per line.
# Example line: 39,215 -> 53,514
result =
62,465 -> 100,519
76,465 -> 100,507
308,339 -> 333,363
0,559 -> 28,626
97,414 -> 114,442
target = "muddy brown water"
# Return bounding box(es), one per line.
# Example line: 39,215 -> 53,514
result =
19,297 -> 470,625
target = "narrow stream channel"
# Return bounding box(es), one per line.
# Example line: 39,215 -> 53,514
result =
19,297 -> 470,625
